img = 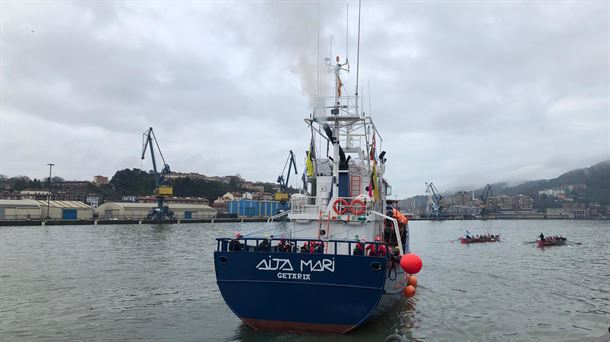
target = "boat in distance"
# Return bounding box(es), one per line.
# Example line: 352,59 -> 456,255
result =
460,234 -> 501,244
537,236 -> 567,248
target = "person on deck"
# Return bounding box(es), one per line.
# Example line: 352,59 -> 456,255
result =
386,206 -> 408,246
539,233 -> 545,241
277,239 -> 289,252
466,230 -> 472,239
255,237 -> 271,252
228,232 -> 243,251
353,241 -> 364,256
366,236 -> 387,257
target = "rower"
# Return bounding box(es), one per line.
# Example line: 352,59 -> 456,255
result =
539,233 -> 545,241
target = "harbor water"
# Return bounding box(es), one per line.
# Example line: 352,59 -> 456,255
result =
1,220 -> 609,341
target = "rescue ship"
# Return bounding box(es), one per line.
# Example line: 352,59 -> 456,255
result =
214,23 -> 422,333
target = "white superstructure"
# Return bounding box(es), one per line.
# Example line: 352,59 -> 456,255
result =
282,54 -> 402,253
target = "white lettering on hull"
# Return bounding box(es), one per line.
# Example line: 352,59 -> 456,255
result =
256,256 -> 335,281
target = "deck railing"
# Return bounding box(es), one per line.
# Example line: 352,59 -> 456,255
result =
216,237 -> 393,258
370,210 -> 405,255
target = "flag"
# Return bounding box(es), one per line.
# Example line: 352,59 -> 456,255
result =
306,134 -> 316,177
369,134 -> 379,200
306,151 -> 314,177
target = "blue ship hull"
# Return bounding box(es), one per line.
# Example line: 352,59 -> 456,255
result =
215,250 -> 407,333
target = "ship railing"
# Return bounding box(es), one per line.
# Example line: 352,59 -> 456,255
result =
266,210 -> 289,224
370,210 -> 405,255
216,237 -> 393,258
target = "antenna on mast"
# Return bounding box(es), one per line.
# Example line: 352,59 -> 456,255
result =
317,1 -> 320,98
329,34 -> 333,69
368,80 -> 372,115
355,0 -> 362,95
346,2 -> 349,63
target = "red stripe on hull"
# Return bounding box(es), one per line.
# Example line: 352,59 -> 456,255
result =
242,318 -> 356,334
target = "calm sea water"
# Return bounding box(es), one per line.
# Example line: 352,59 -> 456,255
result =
1,220 -> 608,341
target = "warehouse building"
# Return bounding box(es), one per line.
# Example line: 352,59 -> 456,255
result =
0,199 -> 42,220
95,202 -> 216,220
227,199 -> 290,218
38,200 -> 93,220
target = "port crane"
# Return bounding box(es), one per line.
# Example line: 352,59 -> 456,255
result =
425,182 -> 445,218
275,150 -> 298,202
141,127 -> 174,220
479,184 -> 493,217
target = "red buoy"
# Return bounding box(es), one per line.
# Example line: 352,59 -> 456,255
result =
400,253 -> 422,274
408,275 -> 418,287
403,285 -> 416,298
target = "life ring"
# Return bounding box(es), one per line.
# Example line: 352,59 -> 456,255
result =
350,199 -> 366,215
332,198 -> 349,215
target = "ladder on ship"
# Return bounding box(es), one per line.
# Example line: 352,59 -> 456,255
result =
350,175 -> 362,197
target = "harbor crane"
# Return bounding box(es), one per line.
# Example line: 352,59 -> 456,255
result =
425,182 -> 445,218
141,127 -> 174,220
275,150 -> 298,202
479,184 -> 493,218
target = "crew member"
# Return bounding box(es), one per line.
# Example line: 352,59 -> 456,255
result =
366,236 -> 387,257
539,233 -> 545,241
353,241 -> 364,256
229,232 -> 243,251
255,237 -> 271,251
277,239 -> 289,252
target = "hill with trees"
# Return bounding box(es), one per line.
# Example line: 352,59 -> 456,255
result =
475,160 -> 610,206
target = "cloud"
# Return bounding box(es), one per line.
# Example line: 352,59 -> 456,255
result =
1,0 -> 608,197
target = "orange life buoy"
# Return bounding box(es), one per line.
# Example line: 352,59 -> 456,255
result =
350,199 -> 366,215
332,198 -> 349,215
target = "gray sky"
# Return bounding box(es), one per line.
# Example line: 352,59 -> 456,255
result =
1,0 -> 608,197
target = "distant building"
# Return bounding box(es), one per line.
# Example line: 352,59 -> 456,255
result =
85,195 -> 101,209
488,195 -> 513,211
53,181 -> 91,191
514,195 -> 533,210
243,183 -> 265,193
0,199 -> 42,220
252,192 -> 274,201
93,175 -> 109,185
137,195 -> 209,206
20,190 -> 51,200
563,202 -> 588,219
96,202 -> 216,220
227,199 -> 288,218
449,191 -> 472,206
38,200 -> 92,220
538,189 -> 566,199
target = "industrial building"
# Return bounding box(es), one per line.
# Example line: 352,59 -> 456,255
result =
0,199 -> 42,220
39,200 -> 93,220
0,199 -> 92,220
227,199 -> 289,218
95,202 -> 216,220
